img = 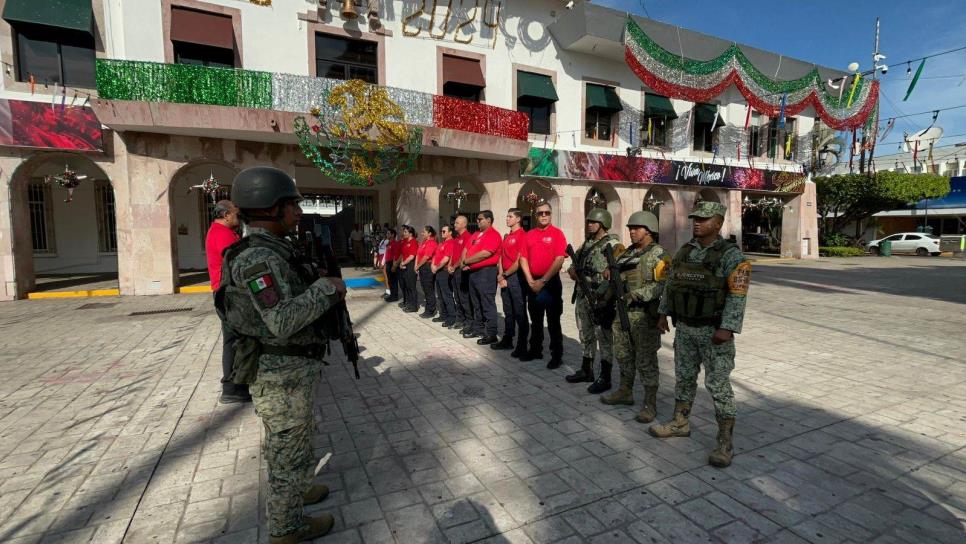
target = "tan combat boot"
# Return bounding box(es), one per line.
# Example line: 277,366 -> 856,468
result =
270,514 -> 335,544
648,402 -> 691,438
708,418 -> 735,468
635,386 -> 659,423
600,372 -> 634,405
302,484 -> 329,506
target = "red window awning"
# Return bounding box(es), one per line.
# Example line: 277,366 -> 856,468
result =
170,7 -> 234,50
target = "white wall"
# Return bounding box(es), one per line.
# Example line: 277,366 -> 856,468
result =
31,178 -> 118,274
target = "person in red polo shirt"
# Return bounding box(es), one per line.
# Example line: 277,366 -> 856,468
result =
462,210 -> 502,344
205,200 -> 249,404
415,226 -> 439,319
398,225 -> 420,312
432,224 -> 458,327
449,213 -> 473,331
492,208 -> 528,356
383,228 -> 401,302
519,202 -> 569,368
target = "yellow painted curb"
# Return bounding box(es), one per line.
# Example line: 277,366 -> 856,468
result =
27,288 -> 121,299
178,285 -> 212,294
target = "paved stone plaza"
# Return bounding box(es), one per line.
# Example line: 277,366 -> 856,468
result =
0,257 -> 964,543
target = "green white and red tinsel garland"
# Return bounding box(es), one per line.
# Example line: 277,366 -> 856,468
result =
623,18 -> 878,131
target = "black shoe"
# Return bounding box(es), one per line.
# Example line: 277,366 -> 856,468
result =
477,335 -> 498,345
404,306 -> 419,313
460,326 -> 473,335
398,301 -> 406,308
442,320 -> 456,328
519,350 -> 541,362
432,317 -> 447,323
490,336 -> 514,350
587,361 -> 613,394
510,348 -> 525,359
419,311 -> 435,318
462,330 -> 480,339
384,296 -> 399,302
566,357 -> 595,383
219,384 -> 252,404
547,358 -> 562,370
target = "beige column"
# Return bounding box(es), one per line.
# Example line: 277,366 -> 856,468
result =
722,190 -> 743,248
781,180 -> 819,259
0,154 -> 30,300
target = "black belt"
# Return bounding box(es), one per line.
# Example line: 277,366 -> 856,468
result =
261,343 -> 326,358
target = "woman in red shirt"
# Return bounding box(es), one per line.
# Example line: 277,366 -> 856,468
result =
383,228 -> 401,302
415,226 -> 439,318
432,225 -> 458,327
398,225 -> 420,312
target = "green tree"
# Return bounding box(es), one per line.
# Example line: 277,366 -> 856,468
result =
814,172 -> 950,240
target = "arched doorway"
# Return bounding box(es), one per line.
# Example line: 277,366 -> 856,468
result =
515,179 -> 560,230
9,153 -> 118,297
643,185 -> 675,246
697,188 -> 721,203
169,160 -> 239,289
438,177 -> 485,230
741,193 -> 785,254
583,184 -> 622,233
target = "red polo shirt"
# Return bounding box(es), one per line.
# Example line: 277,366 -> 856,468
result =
466,227 -> 501,271
417,238 -> 437,265
500,227 -> 526,271
452,230 -> 472,265
434,238 -> 456,267
205,222 -> 240,290
386,240 -> 401,262
401,238 -> 419,260
521,224 -> 567,278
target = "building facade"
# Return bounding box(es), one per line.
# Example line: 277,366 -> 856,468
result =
0,0 -> 860,300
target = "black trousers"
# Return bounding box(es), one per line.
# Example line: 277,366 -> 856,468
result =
418,264 -> 437,314
469,267 -> 498,336
214,293 -> 240,393
401,266 -> 417,308
500,271 -> 529,343
526,274 -> 563,358
453,267 -> 472,323
387,266 -> 400,299
436,268 -> 456,321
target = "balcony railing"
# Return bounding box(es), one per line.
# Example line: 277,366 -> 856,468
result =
95,59 -> 529,141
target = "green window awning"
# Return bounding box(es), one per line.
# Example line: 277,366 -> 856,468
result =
518,71 -> 558,103
695,103 -> 722,125
644,93 -> 677,119
3,0 -> 92,33
586,84 -> 623,112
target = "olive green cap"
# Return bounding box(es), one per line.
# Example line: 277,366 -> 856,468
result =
688,201 -> 727,218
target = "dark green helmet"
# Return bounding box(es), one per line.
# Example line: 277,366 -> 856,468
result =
627,210 -> 659,233
585,208 -> 612,230
230,167 -> 301,210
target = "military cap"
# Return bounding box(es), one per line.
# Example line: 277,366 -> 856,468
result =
688,201 -> 727,219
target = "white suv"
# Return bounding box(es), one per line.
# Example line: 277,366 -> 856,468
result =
868,232 -> 941,256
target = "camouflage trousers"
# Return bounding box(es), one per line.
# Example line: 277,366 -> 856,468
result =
250,363 -> 317,537
672,323 -> 737,418
612,309 -> 662,388
575,296 -> 613,362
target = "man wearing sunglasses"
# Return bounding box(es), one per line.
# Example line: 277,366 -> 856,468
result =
519,202 -> 569,368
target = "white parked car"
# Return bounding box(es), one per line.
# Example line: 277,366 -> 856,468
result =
868,232 -> 941,256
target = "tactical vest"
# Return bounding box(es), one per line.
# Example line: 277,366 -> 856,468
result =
618,243 -> 660,317
576,234 -> 618,282
665,240 -> 734,325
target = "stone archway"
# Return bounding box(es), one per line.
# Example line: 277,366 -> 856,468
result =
168,160 -> 240,289
584,184 -> 622,233
515,179 -> 560,230
438,177 -> 487,229
7,152 -> 117,297
697,188 -> 722,203
643,185 -> 677,248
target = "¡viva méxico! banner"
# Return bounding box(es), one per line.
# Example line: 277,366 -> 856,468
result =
521,148 -> 806,193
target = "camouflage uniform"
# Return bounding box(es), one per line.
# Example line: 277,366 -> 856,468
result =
570,233 -> 622,363
611,243 -> 669,393
220,227 -> 340,537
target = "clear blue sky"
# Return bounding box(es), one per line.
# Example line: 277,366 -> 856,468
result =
597,0 -> 966,161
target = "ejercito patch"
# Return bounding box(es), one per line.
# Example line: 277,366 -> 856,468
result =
728,262 -> 752,295
248,273 -> 281,309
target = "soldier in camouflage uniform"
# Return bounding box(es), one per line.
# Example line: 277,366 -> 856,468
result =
600,211 -> 670,424
217,167 -> 346,543
565,209 -> 624,394
648,201 -> 751,468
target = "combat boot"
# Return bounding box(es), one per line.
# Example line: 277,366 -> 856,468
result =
708,417 -> 735,468
565,357 -> 595,383
269,514 -> 334,544
600,371 -> 634,405
586,360 -> 612,394
302,484 -> 329,506
635,386 -> 659,423
648,402 -> 691,438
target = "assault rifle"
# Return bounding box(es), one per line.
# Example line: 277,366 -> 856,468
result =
304,232 -> 361,379
565,244 -> 599,325
604,248 -> 632,342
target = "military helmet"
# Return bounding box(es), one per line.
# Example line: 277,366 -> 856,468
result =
627,210 -> 659,233
585,208 -> 612,230
230,167 -> 302,210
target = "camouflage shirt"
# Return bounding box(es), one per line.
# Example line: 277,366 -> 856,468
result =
617,243 -> 669,304
658,237 -> 751,333
570,233 -> 624,297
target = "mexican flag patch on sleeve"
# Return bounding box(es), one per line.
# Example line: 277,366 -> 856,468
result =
248,273 -> 280,309
249,274 -> 273,293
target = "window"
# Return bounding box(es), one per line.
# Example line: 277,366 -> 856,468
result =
884,235 -> 903,242
642,93 -> 676,147
692,103 -> 721,152
516,71 -> 558,135
765,118 -> 795,159
748,113 -> 765,157
170,7 -> 236,68
95,182 -> 117,253
315,34 -> 378,84
13,23 -> 95,87
442,55 -> 485,102
585,83 -> 622,143
28,182 -> 55,254
904,235 -> 921,241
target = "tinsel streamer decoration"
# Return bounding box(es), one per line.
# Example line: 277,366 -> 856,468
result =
846,73 -> 861,108
623,18 -> 878,130
744,103 -> 752,129
433,95 -> 529,140
904,59 -> 925,101
778,93 -> 786,128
